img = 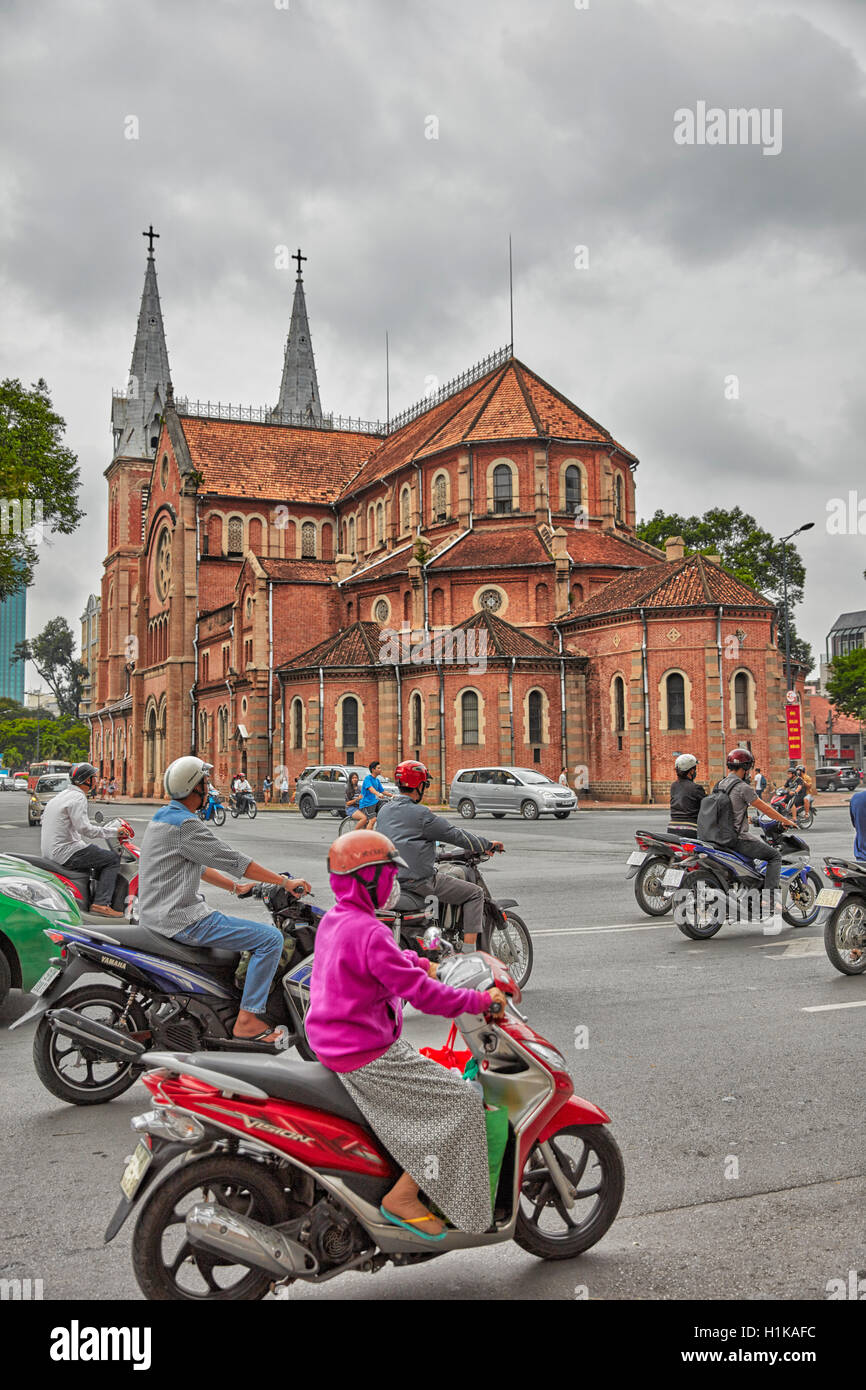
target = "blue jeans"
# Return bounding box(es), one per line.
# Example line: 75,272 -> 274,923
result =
175,911 -> 283,1015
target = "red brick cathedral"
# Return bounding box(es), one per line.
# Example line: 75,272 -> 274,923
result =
90,238 -> 795,801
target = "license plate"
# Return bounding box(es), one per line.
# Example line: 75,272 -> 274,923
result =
627,851 -> 647,867
815,888 -> 843,909
31,966 -> 61,997
120,1141 -> 153,1200
663,867 -> 684,887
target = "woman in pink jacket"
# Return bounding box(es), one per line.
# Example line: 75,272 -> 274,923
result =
305,829 -> 506,1239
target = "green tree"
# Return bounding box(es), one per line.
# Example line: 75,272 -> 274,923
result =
12,617 -> 89,718
1,746 -> 23,770
0,377 -> 83,601
825,649 -> 866,722
636,506 -> 813,671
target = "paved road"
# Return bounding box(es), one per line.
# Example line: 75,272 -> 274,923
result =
1,802 -> 864,1301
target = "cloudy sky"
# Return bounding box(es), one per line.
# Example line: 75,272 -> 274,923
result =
2,0 -> 864,687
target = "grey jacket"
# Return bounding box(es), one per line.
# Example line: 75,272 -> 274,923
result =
375,794 -> 493,883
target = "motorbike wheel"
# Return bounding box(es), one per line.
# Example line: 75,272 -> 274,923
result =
673,872 -> 726,939
230,805 -> 239,819
824,895 -> 866,975
246,801 -> 257,820
132,1153 -> 290,1301
485,911 -> 533,989
798,810 -> 814,829
33,985 -> 147,1105
782,870 -> 823,927
213,805 -> 226,827
634,858 -> 673,917
515,1124 -> 625,1259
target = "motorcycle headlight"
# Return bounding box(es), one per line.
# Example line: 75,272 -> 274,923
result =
0,878 -> 69,914
525,1040 -> 568,1071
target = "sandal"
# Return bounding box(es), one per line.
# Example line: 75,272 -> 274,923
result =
234,1025 -> 289,1049
379,1204 -> 447,1242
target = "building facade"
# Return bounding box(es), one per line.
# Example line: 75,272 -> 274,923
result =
88,240 -> 799,801
79,593 -> 101,716
0,587 -> 26,704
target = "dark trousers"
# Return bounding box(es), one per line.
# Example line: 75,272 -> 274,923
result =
63,845 -> 121,907
732,837 -> 782,891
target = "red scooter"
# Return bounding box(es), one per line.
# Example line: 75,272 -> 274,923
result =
98,941 -> 624,1299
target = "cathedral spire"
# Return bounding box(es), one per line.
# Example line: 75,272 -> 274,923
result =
111,228 -> 172,459
274,249 -> 323,423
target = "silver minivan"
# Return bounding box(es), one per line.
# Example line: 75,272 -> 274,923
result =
295,765 -> 397,819
449,766 -> 576,820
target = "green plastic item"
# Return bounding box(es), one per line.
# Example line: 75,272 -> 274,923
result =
464,1058 -> 510,1203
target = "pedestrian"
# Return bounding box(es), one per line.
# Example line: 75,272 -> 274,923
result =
558,767 -> 568,787
278,771 -> 289,803
262,775 -> 272,804
754,766 -> 767,797
107,777 -> 117,802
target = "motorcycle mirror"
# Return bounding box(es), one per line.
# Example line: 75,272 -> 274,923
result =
422,925 -> 441,951
93,810 -> 104,824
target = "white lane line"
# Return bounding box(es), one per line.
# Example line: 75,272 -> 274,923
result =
751,939 -> 826,958
531,922 -> 673,937
802,1000 -> 866,1013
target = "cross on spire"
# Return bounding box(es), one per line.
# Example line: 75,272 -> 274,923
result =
142,224 -> 160,257
293,247 -> 307,277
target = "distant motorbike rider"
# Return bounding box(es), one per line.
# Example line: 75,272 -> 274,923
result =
40,762 -> 123,918
717,749 -> 796,932
669,754 -> 707,833
139,756 -> 310,1044
375,760 -> 503,950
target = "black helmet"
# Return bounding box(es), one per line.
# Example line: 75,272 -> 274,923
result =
726,749 -> 754,772
70,762 -> 98,787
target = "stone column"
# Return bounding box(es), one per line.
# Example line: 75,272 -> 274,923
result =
534,448 -> 549,527
457,451 -> 472,527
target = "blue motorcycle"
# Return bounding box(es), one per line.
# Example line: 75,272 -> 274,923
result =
11,881 -> 324,1105
662,818 -> 823,939
197,789 -> 226,826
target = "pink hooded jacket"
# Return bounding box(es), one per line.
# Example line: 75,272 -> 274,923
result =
305,869 -> 493,1073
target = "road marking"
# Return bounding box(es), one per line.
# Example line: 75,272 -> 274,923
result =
801,1000 -> 866,1013
531,922 -> 673,937
751,938 -> 826,958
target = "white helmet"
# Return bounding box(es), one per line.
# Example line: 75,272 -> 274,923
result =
675,754 -> 698,774
164,756 -> 213,799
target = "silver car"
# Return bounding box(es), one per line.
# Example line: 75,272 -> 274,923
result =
449,766 -> 577,821
295,765 -> 397,819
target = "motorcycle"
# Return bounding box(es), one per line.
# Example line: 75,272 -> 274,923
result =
97,934 -> 623,1300
230,789 -> 257,820
12,812 -> 140,923
819,858 -> 866,975
376,847 -> 533,989
9,879 -> 323,1105
197,790 -> 227,827
769,788 -> 814,830
625,827 -> 696,916
662,818 -> 823,939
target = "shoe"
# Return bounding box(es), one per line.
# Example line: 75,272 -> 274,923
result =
91,904 -> 124,918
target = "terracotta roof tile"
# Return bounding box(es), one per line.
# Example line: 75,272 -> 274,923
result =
257,557 -> 333,583
565,529 -> 664,568
427,526 -> 552,570
278,620 -> 383,671
199,558 -> 241,612
180,417 -> 375,503
454,609 -> 563,658
808,694 -> 862,735
566,553 -> 774,622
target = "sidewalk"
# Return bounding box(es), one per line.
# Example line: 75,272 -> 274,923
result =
99,792 -> 856,812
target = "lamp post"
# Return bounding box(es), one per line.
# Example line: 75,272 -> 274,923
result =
780,522 -> 814,692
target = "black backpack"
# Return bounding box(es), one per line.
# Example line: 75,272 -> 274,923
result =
696,780 -> 738,848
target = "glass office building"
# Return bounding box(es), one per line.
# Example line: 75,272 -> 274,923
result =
0,588 -> 26,703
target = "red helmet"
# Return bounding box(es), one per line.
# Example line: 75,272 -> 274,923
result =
395,759 -> 430,791
726,749 -> 755,771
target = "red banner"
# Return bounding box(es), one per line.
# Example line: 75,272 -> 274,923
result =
786,704 -> 803,760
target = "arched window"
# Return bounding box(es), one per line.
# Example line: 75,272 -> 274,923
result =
346,599 -> 354,624
348,516 -> 356,554
367,506 -> 375,549
666,673 -> 686,731
493,464 -> 513,514
301,521 -> 316,558
248,518 -> 263,553
198,710 -> 208,749
207,514 -> 223,556
400,487 -> 411,534
342,696 -> 359,748
535,582 -> 549,622
410,691 -> 423,747
291,697 -> 304,749
614,474 -> 624,524
227,516 -> 244,555
734,672 -> 749,729
431,587 -> 445,626
461,691 -> 479,745
321,523 -> 334,562
403,589 -> 412,623
376,502 -> 384,545
565,465 -> 582,514
217,707 -> 228,752
528,690 -> 543,745
613,676 -> 626,732
432,474 -> 447,522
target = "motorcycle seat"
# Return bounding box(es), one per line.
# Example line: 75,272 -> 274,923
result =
181,1052 -> 370,1128
637,830 -> 691,845
82,921 -> 239,967
376,888 -> 429,921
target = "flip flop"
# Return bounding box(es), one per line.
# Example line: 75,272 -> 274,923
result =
379,1204 -> 447,1242
237,1025 -> 290,1049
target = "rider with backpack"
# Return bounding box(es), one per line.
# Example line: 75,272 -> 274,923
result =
696,749 -> 796,932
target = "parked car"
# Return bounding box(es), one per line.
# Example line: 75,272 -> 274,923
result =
295,765 -> 397,819
1,774 -> 17,791
815,765 -> 862,792
13,775 -> 29,791
27,773 -> 72,827
0,856 -> 82,1006
449,766 -> 577,820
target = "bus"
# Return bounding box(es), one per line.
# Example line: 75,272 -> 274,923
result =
27,760 -> 72,792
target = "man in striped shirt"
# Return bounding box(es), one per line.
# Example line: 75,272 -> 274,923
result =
139,756 -> 310,1045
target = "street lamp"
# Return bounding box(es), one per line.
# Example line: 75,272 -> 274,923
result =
779,523 -> 814,693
